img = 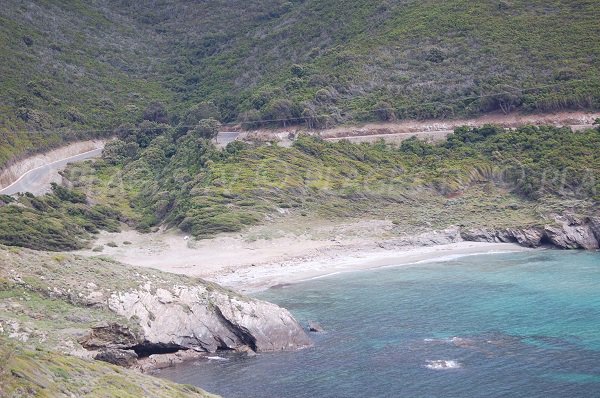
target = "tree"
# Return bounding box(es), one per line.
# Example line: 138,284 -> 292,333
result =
102,139 -> 139,164
135,120 -> 169,148
192,118 -> 220,140
178,102 -> 220,135
301,106 -> 318,129
264,98 -> 296,127
240,110 -> 262,130
143,102 -> 168,124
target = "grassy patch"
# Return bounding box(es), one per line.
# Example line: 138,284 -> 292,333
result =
0,339 -> 217,397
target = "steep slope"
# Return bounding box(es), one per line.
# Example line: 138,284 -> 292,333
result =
142,0 -> 600,123
0,339 -> 218,397
1,0 -> 600,165
0,0 -> 170,166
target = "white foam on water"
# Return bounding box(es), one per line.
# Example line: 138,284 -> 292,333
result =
308,271 -> 343,280
425,360 -> 462,370
206,356 -> 229,361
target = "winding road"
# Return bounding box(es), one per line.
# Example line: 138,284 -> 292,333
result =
0,132 -> 242,196
0,148 -> 103,196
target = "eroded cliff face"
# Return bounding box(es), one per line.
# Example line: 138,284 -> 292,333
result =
461,214 -> 600,250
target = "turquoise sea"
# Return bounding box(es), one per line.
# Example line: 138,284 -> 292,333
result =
159,251 -> 600,397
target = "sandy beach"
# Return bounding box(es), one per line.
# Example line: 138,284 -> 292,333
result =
77,220 -> 531,293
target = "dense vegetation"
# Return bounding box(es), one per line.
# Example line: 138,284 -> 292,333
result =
2,0 -> 600,166
0,184 -> 121,251
63,124 -> 599,241
1,123 -> 598,250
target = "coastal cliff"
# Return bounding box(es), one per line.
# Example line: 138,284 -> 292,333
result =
0,246 -> 310,371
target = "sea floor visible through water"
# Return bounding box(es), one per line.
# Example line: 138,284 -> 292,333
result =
158,251 -> 600,398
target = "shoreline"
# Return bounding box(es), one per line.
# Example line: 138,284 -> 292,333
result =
75,225 -> 532,295
209,241 -> 532,294
128,241 -> 534,374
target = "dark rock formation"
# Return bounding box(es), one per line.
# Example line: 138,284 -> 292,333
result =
79,322 -> 141,350
308,321 -> 324,333
94,349 -> 138,367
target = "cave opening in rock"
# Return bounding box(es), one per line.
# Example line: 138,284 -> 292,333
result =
539,234 -> 554,248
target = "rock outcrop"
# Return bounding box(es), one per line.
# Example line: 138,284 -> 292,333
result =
97,283 -> 311,358
94,348 -> 139,367
80,322 -> 142,350
543,214 -> 599,250
461,213 -> 600,250
308,321 -> 325,333
1,246 -> 310,370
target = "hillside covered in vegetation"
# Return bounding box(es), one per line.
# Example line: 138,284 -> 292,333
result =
1,121 -> 599,251
2,0 -> 600,166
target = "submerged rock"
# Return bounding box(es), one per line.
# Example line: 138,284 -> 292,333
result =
308,321 -> 325,333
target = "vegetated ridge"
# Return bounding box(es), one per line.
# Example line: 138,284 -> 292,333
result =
2,0 -> 600,166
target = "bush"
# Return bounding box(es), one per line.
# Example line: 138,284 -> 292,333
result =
22,36 -> 33,46
143,102 -> 169,124
425,48 -> 445,63
180,102 -> 220,132
374,101 -> 396,122
291,64 -> 306,78
50,183 -> 87,204
192,118 -> 220,140
102,139 -> 139,164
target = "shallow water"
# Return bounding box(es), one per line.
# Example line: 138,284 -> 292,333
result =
159,251 -> 600,398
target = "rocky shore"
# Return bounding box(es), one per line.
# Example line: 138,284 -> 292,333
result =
0,246 -> 311,374
1,210 -> 598,385
461,213 -> 600,250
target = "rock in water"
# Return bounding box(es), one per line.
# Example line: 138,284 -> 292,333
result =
308,321 -> 325,333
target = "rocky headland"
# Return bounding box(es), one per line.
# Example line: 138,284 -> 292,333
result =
0,246 -> 311,373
